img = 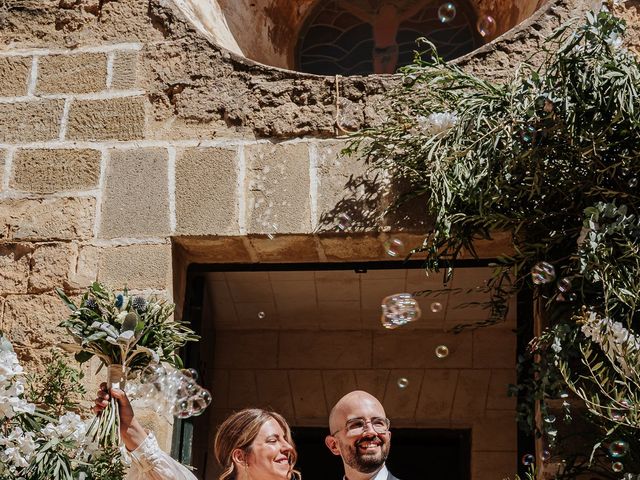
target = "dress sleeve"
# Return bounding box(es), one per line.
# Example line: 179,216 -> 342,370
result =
125,432 -> 198,480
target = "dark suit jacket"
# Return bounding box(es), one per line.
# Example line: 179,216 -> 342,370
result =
387,472 -> 401,480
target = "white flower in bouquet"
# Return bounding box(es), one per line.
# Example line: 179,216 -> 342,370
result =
416,112 -> 458,135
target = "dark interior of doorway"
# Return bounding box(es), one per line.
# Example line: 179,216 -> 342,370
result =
293,426 -> 471,480
174,259 -> 533,479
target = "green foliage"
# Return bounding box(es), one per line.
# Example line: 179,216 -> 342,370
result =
25,351 -> 86,418
345,4 -> 640,475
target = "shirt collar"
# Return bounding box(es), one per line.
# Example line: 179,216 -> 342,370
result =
344,464 -> 388,480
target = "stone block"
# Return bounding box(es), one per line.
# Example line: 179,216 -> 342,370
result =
355,370 -> 389,401
28,242 -> 77,293
173,236 -> 253,263
451,369 -> 491,419
383,369 -> 424,420
486,369 -> 517,410
0,243 -> 31,294
372,331 -> 473,369
255,370 -> 295,419
319,235 -> 385,261
2,294 -> 70,358
248,235 -> 321,262
415,369 -> 459,422
289,370 -> 328,422
471,451 -> 517,480
472,328 -> 517,368
0,56 -> 31,97
279,331 -> 371,369
175,147 -> 239,235
315,141 -> 383,232
66,96 -> 145,141
472,411 -> 517,451
323,371 -> 358,410
111,51 -> 138,90
37,53 -> 107,94
99,148 -> 169,238
214,331 -> 278,369
227,370 -> 258,409
68,244 -> 100,289
98,244 -> 171,290
11,148 -> 101,193
0,197 -> 95,241
0,100 -> 64,143
245,143 -> 311,233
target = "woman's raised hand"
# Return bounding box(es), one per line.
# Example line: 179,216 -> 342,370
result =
93,382 -> 147,451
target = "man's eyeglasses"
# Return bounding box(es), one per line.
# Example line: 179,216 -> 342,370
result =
331,417 -> 391,436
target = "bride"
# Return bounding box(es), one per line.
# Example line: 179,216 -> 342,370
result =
94,385 -> 299,480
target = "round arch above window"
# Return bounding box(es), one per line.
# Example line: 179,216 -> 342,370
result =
297,1 -> 484,76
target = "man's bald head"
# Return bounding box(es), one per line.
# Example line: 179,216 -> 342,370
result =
329,390 -> 386,433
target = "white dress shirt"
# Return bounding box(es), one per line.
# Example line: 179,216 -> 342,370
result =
345,464 -> 389,480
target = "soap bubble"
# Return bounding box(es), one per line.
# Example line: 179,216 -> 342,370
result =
435,345 -> 449,358
438,3 -> 456,23
258,311 -> 266,319
613,462 -> 624,473
609,440 -> 630,458
266,224 -> 278,240
544,414 -> 556,423
181,368 -> 199,382
629,178 -> 638,188
380,293 -> 421,328
384,238 -> 405,257
559,391 -> 569,399
521,454 -> 535,466
337,213 -> 352,231
542,450 -> 551,462
430,302 -> 443,313
531,262 -> 556,284
397,377 -> 409,389
477,15 -> 496,37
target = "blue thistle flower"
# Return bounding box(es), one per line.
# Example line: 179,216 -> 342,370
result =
132,296 -> 147,313
84,297 -> 97,309
115,294 -> 124,309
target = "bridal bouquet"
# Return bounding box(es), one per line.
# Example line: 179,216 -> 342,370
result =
56,283 -> 198,451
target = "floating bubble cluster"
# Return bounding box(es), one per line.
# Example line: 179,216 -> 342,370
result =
609,440 -> 630,459
127,364 -> 212,419
438,3 -> 456,23
531,262 -> 556,285
384,238 -> 405,257
521,453 -> 535,466
397,377 -> 409,389
435,345 -> 449,359
476,15 -> 496,37
380,293 -> 421,329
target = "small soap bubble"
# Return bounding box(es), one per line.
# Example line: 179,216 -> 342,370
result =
521,454 -> 535,466
629,178 -> 638,188
544,414 -> 556,424
266,224 -> 278,240
542,450 -> 551,462
612,462 -> 624,473
477,15 -> 496,37
438,3 -> 456,23
258,311 -> 266,319
337,213 -> 352,231
430,302 -> 443,313
531,261 -> 556,285
380,293 -> 421,328
557,277 -> 572,293
435,345 -> 450,358
559,391 -> 569,399
397,377 -> 409,389
384,238 -> 405,257
609,440 -> 630,458
612,411 -> 626,422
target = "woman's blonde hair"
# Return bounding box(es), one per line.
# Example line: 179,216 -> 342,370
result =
214,408 -> 299,480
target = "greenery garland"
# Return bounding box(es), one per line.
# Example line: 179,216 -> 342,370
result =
346,2 -> 640,477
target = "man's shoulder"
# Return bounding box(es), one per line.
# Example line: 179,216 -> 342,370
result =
387,472 -> 401,480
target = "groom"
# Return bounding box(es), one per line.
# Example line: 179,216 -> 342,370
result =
325,390 -> 401,480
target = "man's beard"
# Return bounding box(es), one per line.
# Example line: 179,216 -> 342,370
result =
341,436 -> 389,474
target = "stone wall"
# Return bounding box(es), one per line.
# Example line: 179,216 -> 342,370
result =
1,0 -> 638,477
